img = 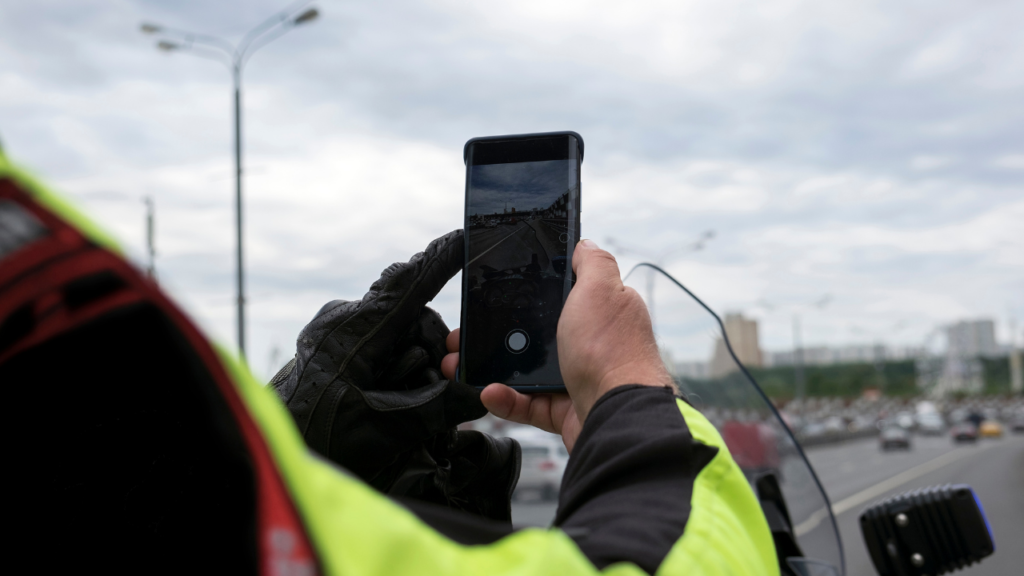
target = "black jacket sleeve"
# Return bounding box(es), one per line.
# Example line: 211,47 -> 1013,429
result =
399,385 -> 717,575
554,385 -> 717,574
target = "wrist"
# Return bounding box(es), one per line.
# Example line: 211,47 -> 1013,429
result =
574,361 -> 675,422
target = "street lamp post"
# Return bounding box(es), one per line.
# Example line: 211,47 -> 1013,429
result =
144,196 -> 156,278
141,2 -> 320,358
753,295 -> 830,414
606,230 -> 715,334
760,295 -> 831,412
792,314 -> 806,410
792,297 -> 832,412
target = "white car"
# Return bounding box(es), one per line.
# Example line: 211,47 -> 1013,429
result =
917,413 -> 945,436
505,429 -> 569,501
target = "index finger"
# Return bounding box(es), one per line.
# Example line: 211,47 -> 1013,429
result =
480,384 -> 572,436
348,230 -> 464,355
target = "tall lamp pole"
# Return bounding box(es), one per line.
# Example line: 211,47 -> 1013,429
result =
758,294 -> 831,413
144,196 -> 156,279
141,3 -> 320,357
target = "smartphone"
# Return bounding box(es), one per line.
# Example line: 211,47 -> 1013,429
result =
458,131 -> 583,392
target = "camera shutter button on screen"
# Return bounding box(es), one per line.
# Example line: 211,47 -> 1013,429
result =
505,329 -> 530,354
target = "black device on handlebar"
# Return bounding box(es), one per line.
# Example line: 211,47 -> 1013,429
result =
860,484 -> 994,576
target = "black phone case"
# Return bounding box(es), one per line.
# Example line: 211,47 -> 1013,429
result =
458,131 -> 583,393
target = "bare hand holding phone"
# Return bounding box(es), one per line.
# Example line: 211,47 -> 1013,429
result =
442,239 -> 675,451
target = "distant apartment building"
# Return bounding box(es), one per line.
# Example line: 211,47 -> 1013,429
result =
674,360 -> 709,380
708,313 -> 763,378
927,319 -> 1001,396
944,319 -> 999,358
764,344 -> 925,367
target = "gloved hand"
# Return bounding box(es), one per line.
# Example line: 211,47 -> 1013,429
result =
270,230 -> 520,522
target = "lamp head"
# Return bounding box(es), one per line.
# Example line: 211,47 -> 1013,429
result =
140,23 -> 162,34
293,8 -> 320,25
157,40 -> 180,52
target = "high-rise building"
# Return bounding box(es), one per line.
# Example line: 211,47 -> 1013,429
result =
925,319 -> 999,396
945,319 -> 998,358
708,313 -> 763,378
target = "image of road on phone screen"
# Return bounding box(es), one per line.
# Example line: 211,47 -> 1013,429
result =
463,156 -> 577,388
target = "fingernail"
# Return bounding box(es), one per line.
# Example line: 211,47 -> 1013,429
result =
580,238 -> 598,249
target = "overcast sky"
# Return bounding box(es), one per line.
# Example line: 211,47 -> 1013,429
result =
2,0 -> 1022,373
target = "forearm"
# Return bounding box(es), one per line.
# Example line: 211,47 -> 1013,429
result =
555,385 -> 718,574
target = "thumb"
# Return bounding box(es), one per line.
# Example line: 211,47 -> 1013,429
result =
571,239 -> 623,290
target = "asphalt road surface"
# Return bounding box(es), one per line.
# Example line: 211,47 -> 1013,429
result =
510,433 -> 1024,576
806,433 -> 1023,575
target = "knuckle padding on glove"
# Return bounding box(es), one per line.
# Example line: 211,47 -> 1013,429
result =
360,380 -> 449,412
377,308 -> 450,387
323,381 -> 486,477
377,346 -> 430,385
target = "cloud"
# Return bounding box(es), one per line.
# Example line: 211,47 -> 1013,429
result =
991,154 -> 1024,170
910,155 -> 954,171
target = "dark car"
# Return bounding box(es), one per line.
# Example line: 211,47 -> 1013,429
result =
950,423 -> 979,443
880,426 -> 911,451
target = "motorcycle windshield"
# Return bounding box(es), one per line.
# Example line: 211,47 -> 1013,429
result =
624,264 -> 844,575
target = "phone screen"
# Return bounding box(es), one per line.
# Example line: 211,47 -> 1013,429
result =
460,133 -> 581,389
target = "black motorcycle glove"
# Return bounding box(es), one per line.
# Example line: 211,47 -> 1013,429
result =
270,229 -> 520,522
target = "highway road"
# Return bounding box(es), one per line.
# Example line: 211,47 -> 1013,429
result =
807,433 -> 1023,575
510,433 -> 1024,575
